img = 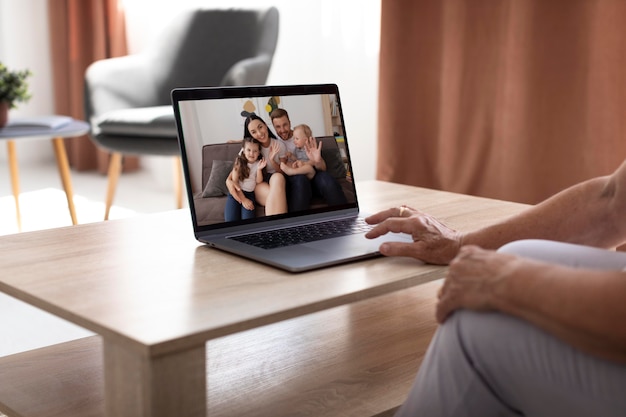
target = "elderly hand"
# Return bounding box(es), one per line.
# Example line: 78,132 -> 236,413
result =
365,205 -> 464,265
436,245 -> 518,323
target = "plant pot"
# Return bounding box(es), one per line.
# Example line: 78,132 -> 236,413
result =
0,101 -> 9,128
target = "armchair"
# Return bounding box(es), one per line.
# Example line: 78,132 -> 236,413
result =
84,7 -> 279,219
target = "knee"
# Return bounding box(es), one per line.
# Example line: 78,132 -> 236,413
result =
290,174 -> 309,189
269,173 -> 286,189
287,175 -> 312,198
437,309 -> 474,348
314,172 -> 346,203
437,310 -> 514,359
453,309 -> 495,347
314,171 -> 334,187
452,309 -> 539,375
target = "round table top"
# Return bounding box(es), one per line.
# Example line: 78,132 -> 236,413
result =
0,116 -> 90,140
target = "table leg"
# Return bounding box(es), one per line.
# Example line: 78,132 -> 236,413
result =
6,140 -> 21,231
51,137 -> 78,225
104,341 -> 207,417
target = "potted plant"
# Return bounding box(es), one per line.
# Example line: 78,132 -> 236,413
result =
0,62 -> 32,127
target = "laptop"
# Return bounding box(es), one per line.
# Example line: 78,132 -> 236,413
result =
171,83 -> 411,272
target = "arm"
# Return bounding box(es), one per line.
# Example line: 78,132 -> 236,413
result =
465,161 -> 626,250
438,245 -> 626,363
268,140 -> 287,174
229,168 -> 255,210
256,158 -> 266,184
226,168 -> 245,204
366,159 -> 626,264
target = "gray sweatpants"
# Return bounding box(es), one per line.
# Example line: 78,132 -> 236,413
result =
395,240 -> 626,417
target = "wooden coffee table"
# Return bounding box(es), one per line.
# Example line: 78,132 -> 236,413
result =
0,181 -> 528,417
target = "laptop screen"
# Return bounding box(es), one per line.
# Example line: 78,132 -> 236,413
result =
172,84 -> 358,232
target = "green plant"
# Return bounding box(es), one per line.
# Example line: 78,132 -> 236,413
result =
0,62 -> 32,109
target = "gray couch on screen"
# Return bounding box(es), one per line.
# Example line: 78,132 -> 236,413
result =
194,136 -> 355,226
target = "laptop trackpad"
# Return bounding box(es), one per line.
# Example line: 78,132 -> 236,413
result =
304,234 -> 380,256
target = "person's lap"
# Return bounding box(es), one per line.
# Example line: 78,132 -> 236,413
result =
311,170 -> 347,205
396,309 -> 626,417
395,240 -> 626,417
224,191 -> 255,221
285,171 -> 347,211
285,174 -> 311,211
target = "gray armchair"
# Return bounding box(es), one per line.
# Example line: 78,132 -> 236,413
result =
84,7 -> 279,219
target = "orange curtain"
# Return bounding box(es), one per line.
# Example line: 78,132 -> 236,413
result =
48,0 -> 134,172
378,0 -> 626,204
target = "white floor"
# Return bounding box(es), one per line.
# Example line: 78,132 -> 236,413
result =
0,158 -> 182,357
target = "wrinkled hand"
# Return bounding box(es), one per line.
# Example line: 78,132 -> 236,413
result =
304,136 -> 322,164
365,206 -> 463,265
436,245 -> 517,323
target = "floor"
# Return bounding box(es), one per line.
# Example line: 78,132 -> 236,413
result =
0,158 -> 181,358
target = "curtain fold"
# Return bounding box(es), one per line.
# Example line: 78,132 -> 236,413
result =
378,0 -> 626,204
48,0 -> 136,173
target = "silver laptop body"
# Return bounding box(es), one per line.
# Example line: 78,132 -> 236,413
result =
172,83 -> 410,272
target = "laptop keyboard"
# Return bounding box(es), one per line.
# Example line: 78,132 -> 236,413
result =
229,217 -> 373,250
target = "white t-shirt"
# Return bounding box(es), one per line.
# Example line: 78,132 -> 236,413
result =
240,160 -> 261,192
281,136 -> 296,154
294,146 -> 309,162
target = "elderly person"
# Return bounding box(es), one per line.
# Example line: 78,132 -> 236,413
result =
365,159 -> 626,417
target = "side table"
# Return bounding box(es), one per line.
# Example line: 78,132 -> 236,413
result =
0,116 -> 90,231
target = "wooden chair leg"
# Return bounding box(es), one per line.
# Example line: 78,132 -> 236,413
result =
52,137 -> 78,225
7,140 -> 21,231
104,153 -> 123,221
173,156 -> 183,209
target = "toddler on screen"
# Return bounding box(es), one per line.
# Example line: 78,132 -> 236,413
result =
280,123 -> 316,180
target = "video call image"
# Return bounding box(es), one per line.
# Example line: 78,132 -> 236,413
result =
176,93 -> 356,227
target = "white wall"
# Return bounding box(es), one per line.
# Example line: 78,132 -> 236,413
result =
0,0 -> 55,164
1,0 -> 381,182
